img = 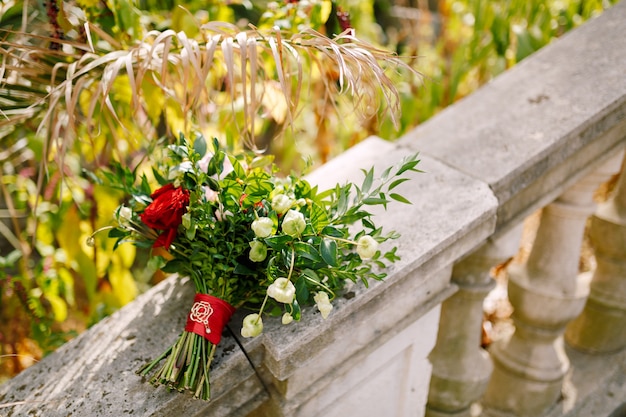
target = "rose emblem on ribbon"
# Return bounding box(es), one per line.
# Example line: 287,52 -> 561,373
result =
189,301 -> 214,334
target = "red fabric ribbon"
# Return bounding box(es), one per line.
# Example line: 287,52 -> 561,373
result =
184,294 -> 236,344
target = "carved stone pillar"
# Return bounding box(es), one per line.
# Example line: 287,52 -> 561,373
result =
482,158 -> 622,417
566,152 -> 626,353
426,226 -> 522,417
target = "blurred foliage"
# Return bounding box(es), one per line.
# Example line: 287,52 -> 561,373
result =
0,0 -> 618,381
374,0 -> 619,140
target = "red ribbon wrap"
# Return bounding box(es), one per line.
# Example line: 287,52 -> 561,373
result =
184,294 -> 236,344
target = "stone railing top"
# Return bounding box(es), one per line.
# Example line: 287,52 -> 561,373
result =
2,2 -> 626,416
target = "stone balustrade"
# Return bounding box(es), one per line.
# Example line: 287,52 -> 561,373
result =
2,1 -> 626,416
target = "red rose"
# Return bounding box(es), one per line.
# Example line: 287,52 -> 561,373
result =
140,184 -> 190,248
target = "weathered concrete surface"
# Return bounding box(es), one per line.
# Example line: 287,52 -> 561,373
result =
0,277 -> 267,417
399,0 -> 626,233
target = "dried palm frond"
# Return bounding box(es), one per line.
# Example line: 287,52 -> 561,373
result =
1,22 -> 418,165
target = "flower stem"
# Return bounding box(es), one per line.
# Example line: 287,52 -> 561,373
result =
255,293 -> 269,324
324,235 -> 357,246
286,246 -> 296,282
303,275 -> 335,299
137,344 -> 174,376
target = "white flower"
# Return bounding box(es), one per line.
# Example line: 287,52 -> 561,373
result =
314,292 -> 333,319
116,206 -> 133,227
198,151 -> 214,173
169,161 -> 193,179
282,313 -> 294,325
241,314 -> 263,338
204,186 -> 219,203
215,209 -> 233,222
271,194 -> 293,214
267,278 -> 296,304
251,217 -> 273,238
356,235 -> 378,260
249,241 -> 268,262
281,210 -> 306,237
198,152 -> 234,177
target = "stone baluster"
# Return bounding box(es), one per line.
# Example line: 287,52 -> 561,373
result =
482,155 -> 623,417
426,226 -> 522,417
566,151 -> 626,353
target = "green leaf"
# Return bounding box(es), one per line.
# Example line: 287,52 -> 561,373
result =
186,224 -> 197,239
206,148 -> 225,177
168,144 -> 188,158
380,166 -> 393,182
321,225 -> 345,238
193,134 -> 207,157
294,276 -> 309,307
363,197 -> 388,205
316,187 -> 335,200
161,259 -> 186,273
320,238 -> 338,267
290,299 -> 302,321
250,155 -> 274,169
390,193 -> 412,204
388,178 -> 410,191
361,167 -> 374,194
147,256 -> 166,271
140,174 -> 152,195
229,155 -> 247,179
132,240 -> 155,249
152,167 -> 168,186
234,262 -> 256,275
335,210 -> 369,225
132,194 -> 152,206
336,185 -> 349,216
396,159 -> 420,176
264,234 -> 292,250
361,218 -> 375,230
294,242 -> 322,263
309,201 -> 330,232
108,228 -> 129,238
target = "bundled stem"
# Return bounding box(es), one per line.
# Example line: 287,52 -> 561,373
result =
138,330 -> 217,401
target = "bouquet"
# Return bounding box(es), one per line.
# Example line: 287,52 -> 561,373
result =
94,134 -> 419,400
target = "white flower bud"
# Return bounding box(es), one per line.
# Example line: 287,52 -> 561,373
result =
281,209 -> 305,237
241,314 -> 263,338
282,313 -> 294,325
314,292 -> 333,319
356,235 -> 378,260
271,194 -> 293,214
249,241 -> 268,262
116,206 -> 133,227
251,217 -> 273,238
267,277 -> 296,304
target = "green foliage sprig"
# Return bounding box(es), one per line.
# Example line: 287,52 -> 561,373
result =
91,133 -> 420,399
100,133 -> 420,327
